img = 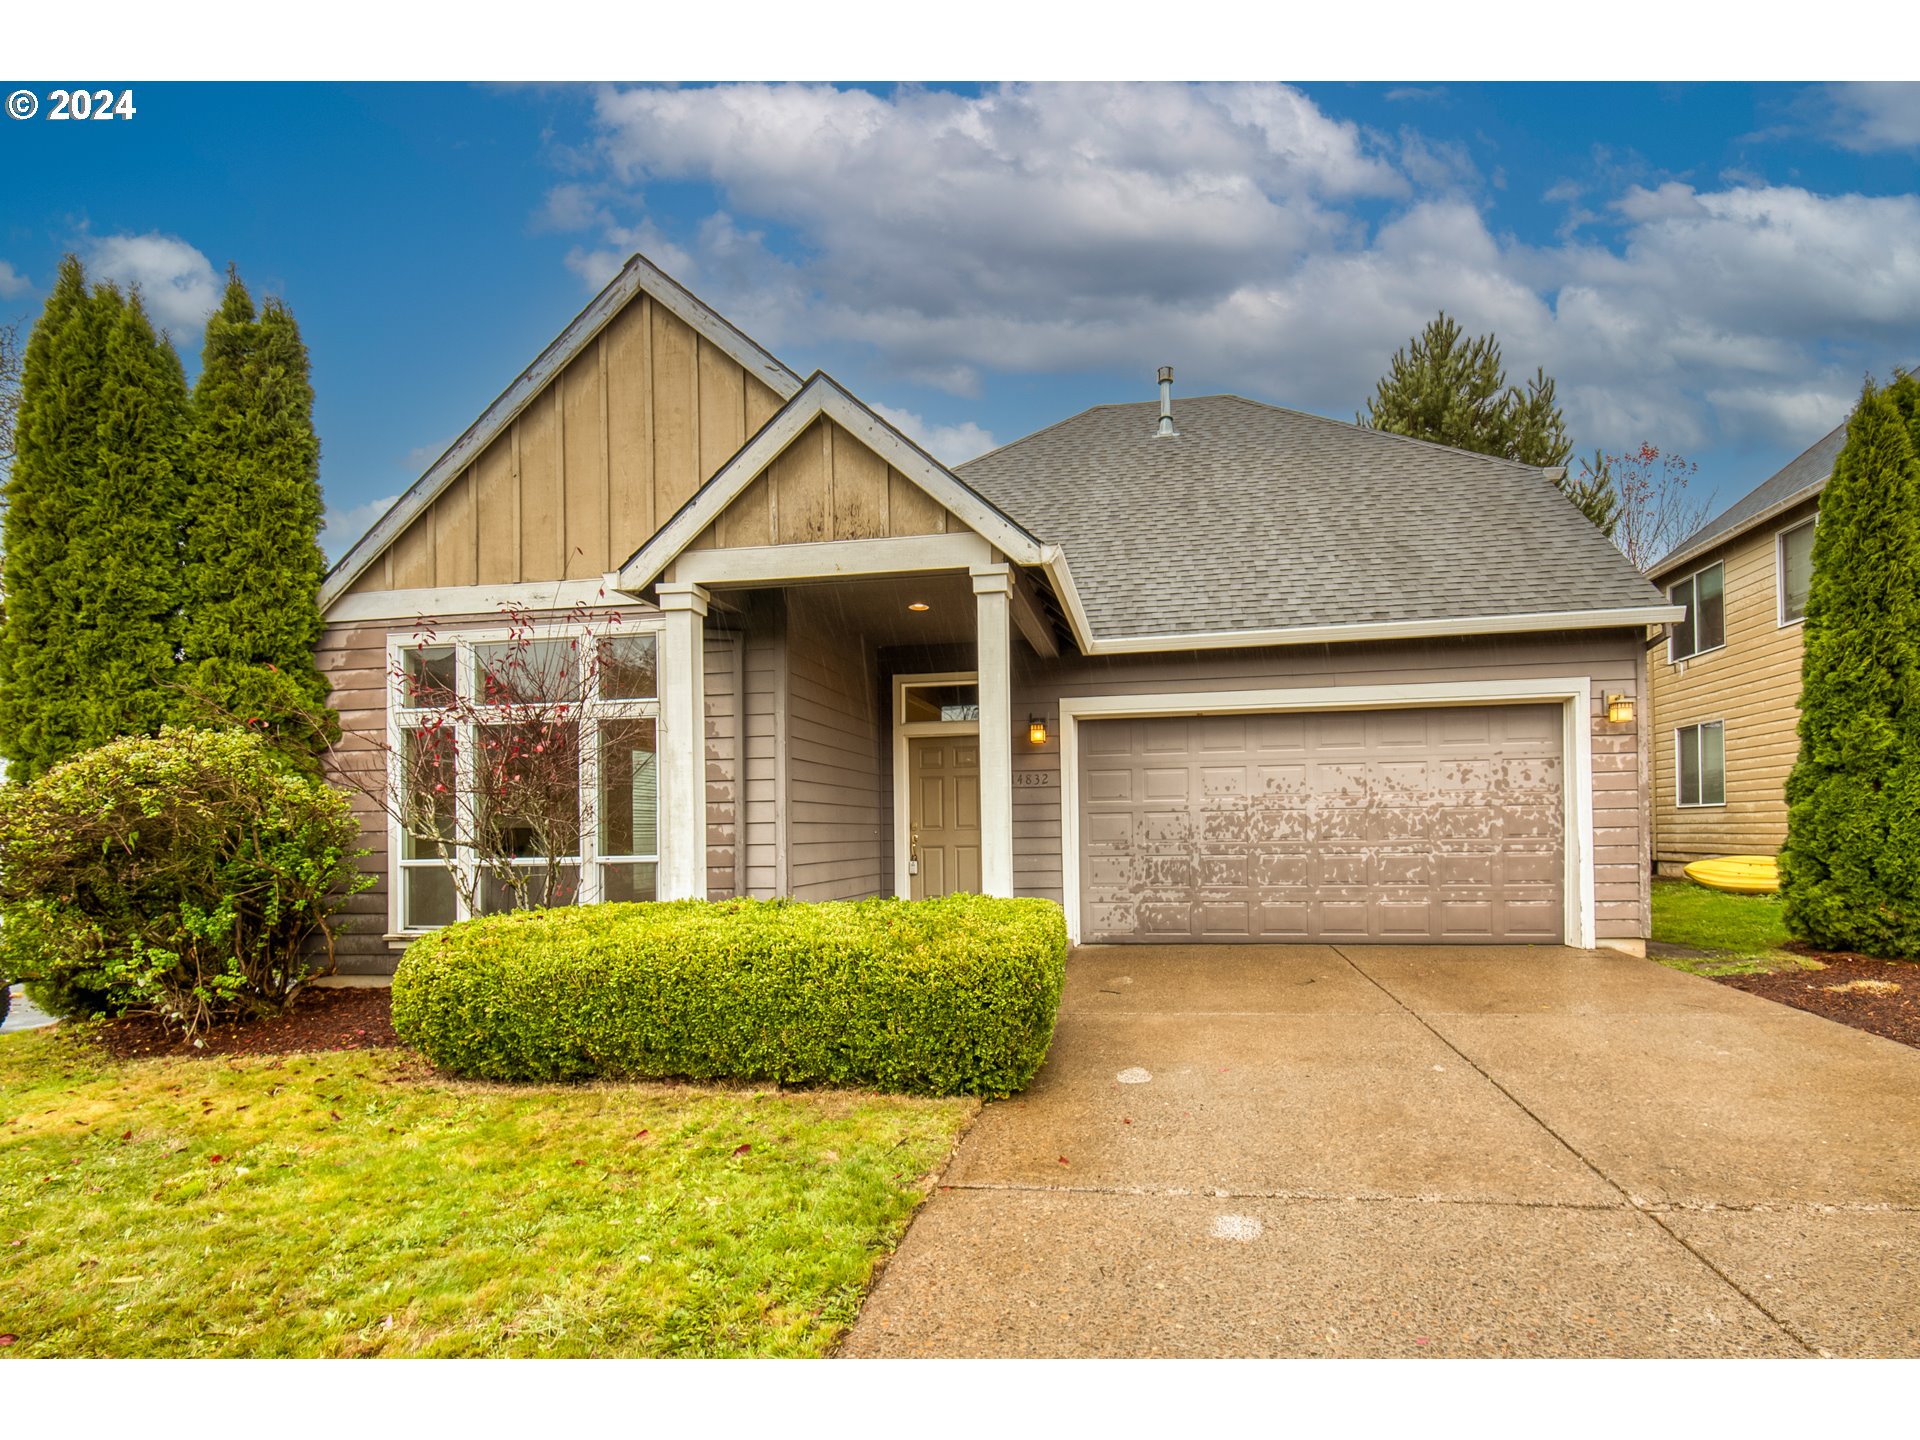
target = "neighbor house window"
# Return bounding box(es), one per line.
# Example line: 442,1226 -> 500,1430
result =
1778,519 -> 1816,625
1668,561 -> 1725,661
1676,722 -> 1725,807
389,626 -> 662,931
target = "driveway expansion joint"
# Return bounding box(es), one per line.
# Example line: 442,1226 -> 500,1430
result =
943,1180 -> 1632,1211
1332,945 -> 1823,1358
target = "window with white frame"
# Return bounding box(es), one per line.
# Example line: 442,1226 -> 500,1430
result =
1668,561 -> 1725,662
389,625 -> 662,931
1676,721 -> 1725,808
1778,518 -> 1816,625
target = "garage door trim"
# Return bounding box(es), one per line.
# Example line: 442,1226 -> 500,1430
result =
1057,677 -> 1597,948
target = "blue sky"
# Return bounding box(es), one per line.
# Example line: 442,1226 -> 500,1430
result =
3,80 -> 1916,560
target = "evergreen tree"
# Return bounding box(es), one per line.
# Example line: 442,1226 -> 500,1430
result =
1360,313 -> 1616,533
180,271 -> 333,749
0,258 -> 190,779
1780,375 -> 1920,957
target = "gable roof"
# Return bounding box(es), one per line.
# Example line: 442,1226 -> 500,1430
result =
1648,418 -> 1848,582
320,253 -> 802,613
956,394 -> 1673,645
617,371 -> 1047,589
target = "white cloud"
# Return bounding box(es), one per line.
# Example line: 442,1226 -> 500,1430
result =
868,402 -> 996,465
552,82 -> 1919,461
86,232 -> 220,338
320,492 -> 399,562
1822,82 -> 1920,152
0,260 -> 29,300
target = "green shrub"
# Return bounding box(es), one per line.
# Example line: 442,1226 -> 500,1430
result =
0,726 -> 372,1031
392,894 -> 1068,1096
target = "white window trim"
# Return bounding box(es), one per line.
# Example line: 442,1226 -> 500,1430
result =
1667,560 -> 1728,664
890,671 -> 981,900
384,618 -> 666,936
1675,721 -> 1726,809
1056,678 -> 1600,951
1777,517 -> 1816,629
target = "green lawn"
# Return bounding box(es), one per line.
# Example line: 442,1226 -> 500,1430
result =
0,1028 -> 974,1357
1650,877 -> 1812,976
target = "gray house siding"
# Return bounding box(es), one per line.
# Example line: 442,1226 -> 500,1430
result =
781,587 -> 889,901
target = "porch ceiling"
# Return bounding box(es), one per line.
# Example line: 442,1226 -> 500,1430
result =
737,573 -> 979,647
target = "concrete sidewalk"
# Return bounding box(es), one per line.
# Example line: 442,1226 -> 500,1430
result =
843,944 -> 1920,1358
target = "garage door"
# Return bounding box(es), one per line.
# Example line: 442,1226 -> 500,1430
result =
1079,705 -> 1564,944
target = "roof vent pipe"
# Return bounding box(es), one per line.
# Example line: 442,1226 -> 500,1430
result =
1155,365 -> 1179,438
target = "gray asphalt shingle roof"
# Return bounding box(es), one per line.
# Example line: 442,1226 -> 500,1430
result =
955,394 -> 1667,642
1650,419 -> 1847,581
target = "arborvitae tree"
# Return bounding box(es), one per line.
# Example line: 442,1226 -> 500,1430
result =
1359,313 -> 1618,532
0,259 -> 189,779
180,271 -> 334,750
73,283 -> 192,748
1780,375 -> 1920,957
1,258 -> 116,778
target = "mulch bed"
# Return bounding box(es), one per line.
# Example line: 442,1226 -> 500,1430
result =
90,986 -> 399,1061
1717,952 -> 1920,1050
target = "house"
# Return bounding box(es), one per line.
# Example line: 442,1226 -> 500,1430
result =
317,253 -> 1679,972
1645,421 -> 1846,874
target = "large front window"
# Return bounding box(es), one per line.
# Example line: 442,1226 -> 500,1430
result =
390,627 -> 661,931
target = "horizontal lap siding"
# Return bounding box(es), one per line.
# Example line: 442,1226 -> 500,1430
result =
704,632 -> 740,901
1011,630 -> 1649,941
741,598 -> 784,898
1650,505 -> 1813,866
784,589 -> 887,900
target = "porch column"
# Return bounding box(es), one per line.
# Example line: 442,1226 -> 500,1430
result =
658,581 -> 710,901
972,563 -> 1016,898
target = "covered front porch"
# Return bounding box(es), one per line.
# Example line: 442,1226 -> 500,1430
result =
650,542 -> 1064,906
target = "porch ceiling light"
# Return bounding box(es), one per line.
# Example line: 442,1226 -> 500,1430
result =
1605,693 -> 1635,724
907,601 -> 930,612
1028,715 -> 1048,745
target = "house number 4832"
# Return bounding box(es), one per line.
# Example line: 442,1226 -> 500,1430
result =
1012,771 -> 1055,788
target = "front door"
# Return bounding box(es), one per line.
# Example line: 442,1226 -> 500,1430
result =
908,735 -> 981,898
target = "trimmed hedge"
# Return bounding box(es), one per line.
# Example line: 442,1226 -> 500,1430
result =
390,894 -> 1068,1097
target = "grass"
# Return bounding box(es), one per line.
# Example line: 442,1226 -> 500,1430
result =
0,1028 -> 975,1357
1650,877 -> 1816,977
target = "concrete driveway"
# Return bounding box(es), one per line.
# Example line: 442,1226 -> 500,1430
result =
844,945 -> 1920,1358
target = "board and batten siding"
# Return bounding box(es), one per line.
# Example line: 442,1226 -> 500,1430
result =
314,606 -> 742,976
690,416 -> 957,550
1008,629 -> 1651,943
343,294 -> 786,595
1649,498 -> 1815,869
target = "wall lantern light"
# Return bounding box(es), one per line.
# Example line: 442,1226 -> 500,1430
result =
1028,715 -> 1049,745
1605,693 -> 1635,724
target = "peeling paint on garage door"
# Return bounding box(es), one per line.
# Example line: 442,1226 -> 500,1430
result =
1079,705 -> 1564,943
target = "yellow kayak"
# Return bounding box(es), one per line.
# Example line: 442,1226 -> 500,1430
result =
1684,855 -> 1780,894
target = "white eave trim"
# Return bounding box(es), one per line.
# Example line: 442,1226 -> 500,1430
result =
617,373 -> 1046,591
320,251 -> 802,617
1075,605 -> 1687,656
324,577 -> 638,626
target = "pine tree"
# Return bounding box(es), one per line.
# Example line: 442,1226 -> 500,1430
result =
1360,313 -> 1611,533
1780,375 -> 1920,957
0,258 -> 190,779
180,271 -> 334,750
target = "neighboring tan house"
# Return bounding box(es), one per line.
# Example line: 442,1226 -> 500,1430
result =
1645,420 -> 1847,874
318,253 -> 1679,972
